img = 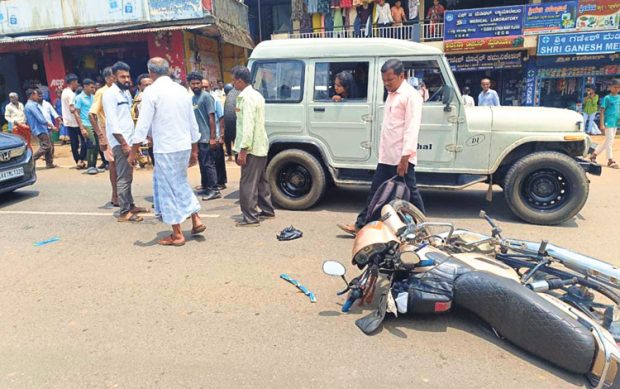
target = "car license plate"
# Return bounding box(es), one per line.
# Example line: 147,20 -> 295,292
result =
0,167 -> 24,182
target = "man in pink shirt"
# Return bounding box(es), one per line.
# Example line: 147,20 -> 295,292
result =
339,59 -> 426,235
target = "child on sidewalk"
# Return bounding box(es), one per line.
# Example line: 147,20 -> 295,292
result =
591,79 -> 620,169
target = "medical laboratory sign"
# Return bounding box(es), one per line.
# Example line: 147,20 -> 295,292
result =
537,30 -> 620,56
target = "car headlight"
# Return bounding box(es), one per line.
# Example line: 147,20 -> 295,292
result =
9,145 -> 26,158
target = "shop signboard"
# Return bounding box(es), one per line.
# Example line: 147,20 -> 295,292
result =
148,0 -> 204,21
0,0 -> 64,34
444,5 -> 525,40
72,0 -> 144,27
448,51 -> 524,72
536,52 -> 619,67
577,0 -> 620,31
524,1 -> 577,35
444,36 -> 525,53
537,30 -> 620,56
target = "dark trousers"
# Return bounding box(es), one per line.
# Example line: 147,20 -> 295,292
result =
112,146 -> 135,215
84,126 -> 98,168
67,126 -> 86,163
355,163 -> 426,229
215,144 -> 227,186
198,143 -> 218,191
33,132 -> 54,166
224,119 -> 236,156
239,155 -> 274,223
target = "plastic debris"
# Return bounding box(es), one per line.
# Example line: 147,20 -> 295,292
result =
277,226 -> 303,241
34,236 -> 60,247
280,273 -> 317,303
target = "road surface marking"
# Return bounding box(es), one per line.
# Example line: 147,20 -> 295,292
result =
0,211 -> 219,218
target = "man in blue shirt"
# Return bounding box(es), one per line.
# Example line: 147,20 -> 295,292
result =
24,89 -> 57,168
73,79 -> 99,174
478,78 -> 500,107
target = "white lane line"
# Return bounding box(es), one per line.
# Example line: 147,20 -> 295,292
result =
0,211 -> 220,218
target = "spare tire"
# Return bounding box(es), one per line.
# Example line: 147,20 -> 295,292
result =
454,271 -> 596,374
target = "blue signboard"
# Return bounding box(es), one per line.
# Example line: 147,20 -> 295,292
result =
537,30 -> 620,56
444,5 -> 525,40
524,1 -> 577,34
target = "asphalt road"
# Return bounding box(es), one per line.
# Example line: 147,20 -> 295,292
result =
1,141 -> 619,389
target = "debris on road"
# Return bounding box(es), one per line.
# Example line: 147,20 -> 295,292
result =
280,274 -> 316,303
277,226 -> 303,241
34,236 -> 61,247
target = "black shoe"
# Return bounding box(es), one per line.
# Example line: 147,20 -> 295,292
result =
218,184 -> 227,190
258,211 -> 275,220
202,191 -> 222,201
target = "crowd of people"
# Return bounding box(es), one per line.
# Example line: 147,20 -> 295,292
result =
3,58 -> 276,245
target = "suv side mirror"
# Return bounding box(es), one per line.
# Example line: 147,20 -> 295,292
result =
443,85 -> 454,112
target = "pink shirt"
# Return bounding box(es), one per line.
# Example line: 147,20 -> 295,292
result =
378,81 -> 423,166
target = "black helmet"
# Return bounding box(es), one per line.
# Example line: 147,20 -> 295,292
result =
224,83 -> 234,94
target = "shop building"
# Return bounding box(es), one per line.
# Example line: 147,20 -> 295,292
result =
0,0 -> 252,118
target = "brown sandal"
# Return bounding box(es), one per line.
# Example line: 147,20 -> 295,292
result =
158,235 -> 186,246
117,214 -> 144,223
608,160 -> 619,169
191,224 -> 206,235
130,206 -> 149,214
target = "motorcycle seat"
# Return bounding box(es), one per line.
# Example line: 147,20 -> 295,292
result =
454,271 -> 596,374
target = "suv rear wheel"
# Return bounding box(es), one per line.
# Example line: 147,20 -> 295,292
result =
503,151 -> 589,225
267,149 -> 327,210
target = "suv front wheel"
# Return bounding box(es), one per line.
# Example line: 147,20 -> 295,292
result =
267,149 -> 327,210
503,151 -> 589,225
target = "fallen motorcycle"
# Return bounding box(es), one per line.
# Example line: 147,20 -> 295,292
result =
323,200 -> 620,388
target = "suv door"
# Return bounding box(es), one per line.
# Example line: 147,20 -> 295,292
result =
373,57 -> 459,170
308,59 -> 376,164
251,60 -> 306,136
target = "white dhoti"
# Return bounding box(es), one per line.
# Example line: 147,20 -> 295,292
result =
153,150 -> 201,225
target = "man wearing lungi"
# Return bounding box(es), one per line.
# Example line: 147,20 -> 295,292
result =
129,57 -> 206,246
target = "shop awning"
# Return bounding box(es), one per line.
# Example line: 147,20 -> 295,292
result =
215,22 -> 255,50
0,23 -> 212,44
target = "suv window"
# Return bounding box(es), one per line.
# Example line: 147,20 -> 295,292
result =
314,62 -> 369,102
382,60 -> 446,103
252,61 -> 304,103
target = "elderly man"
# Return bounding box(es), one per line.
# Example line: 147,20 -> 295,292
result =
338,59 -> 426,235
103,61 -> 147,223
89,67 -> 118,206
4,92 -> 26,131
24,89 -> 57,168
232,66 -> 275,227
130,57 -> 205,246
478,78 -> 500,107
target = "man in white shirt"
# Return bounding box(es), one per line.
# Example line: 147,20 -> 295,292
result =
62,74 -> 87,169
129,57 -> 204,246
462,86 -> 475,107
41,99 -> 60,125
4,92 -> 26,131
103,61 -> 146,223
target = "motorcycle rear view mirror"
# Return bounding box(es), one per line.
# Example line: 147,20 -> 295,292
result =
323,260 -> 346,277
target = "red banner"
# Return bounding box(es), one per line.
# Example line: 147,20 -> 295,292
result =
444,36 -> 525,53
